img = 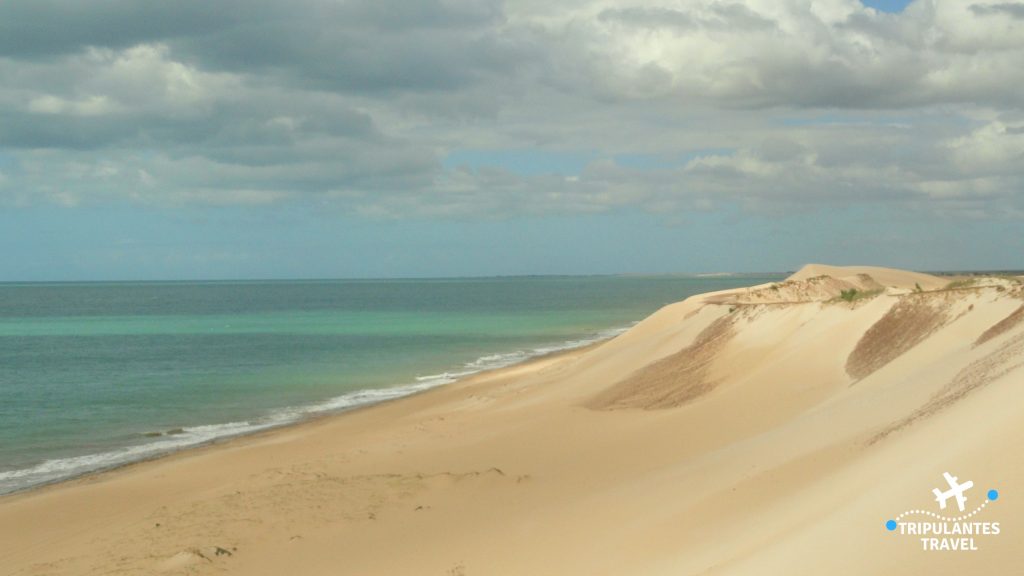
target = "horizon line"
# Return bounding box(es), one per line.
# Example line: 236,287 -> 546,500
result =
0,271 -> 794,285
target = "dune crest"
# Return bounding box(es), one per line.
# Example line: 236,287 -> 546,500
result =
787,263 -> 947,290
589,265 -> 1020,413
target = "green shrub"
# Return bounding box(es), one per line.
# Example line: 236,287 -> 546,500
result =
836,288 -> 883,304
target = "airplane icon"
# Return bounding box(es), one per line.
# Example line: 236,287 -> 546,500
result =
933,472 -> 973,512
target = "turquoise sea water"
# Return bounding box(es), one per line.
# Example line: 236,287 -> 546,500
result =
0,275 -> 781,494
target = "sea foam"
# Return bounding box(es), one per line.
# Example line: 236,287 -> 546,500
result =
0,324 -> 631,495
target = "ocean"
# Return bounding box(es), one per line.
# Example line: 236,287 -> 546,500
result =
0,274 -> 780,494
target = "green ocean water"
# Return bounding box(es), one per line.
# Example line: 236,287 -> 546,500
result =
0,275 -> 781,493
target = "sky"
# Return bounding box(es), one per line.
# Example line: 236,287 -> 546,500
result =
1,0 -> 1022,280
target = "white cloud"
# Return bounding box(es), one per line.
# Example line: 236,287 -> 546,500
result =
946,120 -> 1024,175
75,44 -> 239,115
0,0 -> 1022,221
28,94 -> 118,116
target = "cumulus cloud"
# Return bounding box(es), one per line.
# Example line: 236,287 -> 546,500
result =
0,0 -> 1022,219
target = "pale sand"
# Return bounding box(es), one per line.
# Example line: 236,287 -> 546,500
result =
2,265 -> 1023,575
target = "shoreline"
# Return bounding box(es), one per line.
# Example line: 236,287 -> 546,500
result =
0,332 -> 613,502
4,274 -> 755,499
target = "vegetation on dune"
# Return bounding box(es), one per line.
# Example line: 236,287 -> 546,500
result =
944,275 -> 1023,291
838,288 -> 883,303
944,278 -> 977,290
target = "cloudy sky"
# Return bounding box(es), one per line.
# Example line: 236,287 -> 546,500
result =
1,0 -> 1022,280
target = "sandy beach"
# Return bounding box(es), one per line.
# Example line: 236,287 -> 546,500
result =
1,264 -> 1022,575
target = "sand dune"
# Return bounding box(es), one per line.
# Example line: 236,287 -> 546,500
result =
1,265 -> 1022,575
788,263 -> 949,290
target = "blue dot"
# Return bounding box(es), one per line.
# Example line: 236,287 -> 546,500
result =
886,519 -> 897,531
988,489 -> 999,501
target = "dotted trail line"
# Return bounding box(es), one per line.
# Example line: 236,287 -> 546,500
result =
895,499 -> 991,522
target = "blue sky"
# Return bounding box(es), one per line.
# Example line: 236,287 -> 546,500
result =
860,0 -> 914,13
1,0 -> 1022,280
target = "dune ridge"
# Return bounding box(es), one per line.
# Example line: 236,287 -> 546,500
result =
1,265 -> 1022,575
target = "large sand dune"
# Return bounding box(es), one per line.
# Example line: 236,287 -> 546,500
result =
1,265 -> 1022,575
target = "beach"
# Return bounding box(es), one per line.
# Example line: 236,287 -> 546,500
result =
1,264 -> 1022,575
1,275 -> 767,495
